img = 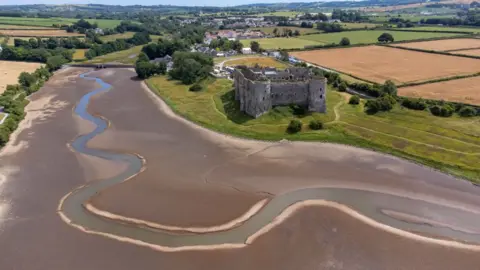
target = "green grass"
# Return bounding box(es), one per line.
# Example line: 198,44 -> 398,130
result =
0,24 -> 53,29
253,26 -> 321,35
255,11 -> 302,17
397,26 -> 480,34
223,57 -> 290,69
0,17 -> 122,29
298,30 -> 462,45
369,14 -> 456,23
341,22 -> 379,29
214,54 -> 259,64
100,32 -> 135,42
85,45 -> 143,64
0,113 -> 6,123
146,76 -> 480,182
241,37 -> 323,49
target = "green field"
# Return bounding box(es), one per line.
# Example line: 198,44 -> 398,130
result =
341,22 -> 379,29
0,24 -> 54,29
241,37 -> 322,49
146,76 -> 480,182
253,26 -> 321,35
369,14 -> 455,23
84,45 -> 143,64
0,17 -> 122,29
298,30 -> 462,45
101,32 -> 162,42
398,26 -> 480,34
255,11 -> 302,17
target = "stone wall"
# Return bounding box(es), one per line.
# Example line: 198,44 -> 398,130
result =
234,68 -> 327,118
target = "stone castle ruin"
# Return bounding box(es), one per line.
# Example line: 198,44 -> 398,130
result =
233,67 -> 327,118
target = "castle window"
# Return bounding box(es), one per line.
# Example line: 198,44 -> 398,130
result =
320,94 -> 323,99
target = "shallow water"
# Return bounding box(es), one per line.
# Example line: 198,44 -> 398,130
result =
60,71 -> 480,249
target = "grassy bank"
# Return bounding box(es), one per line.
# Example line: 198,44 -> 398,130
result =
298,30 -> 462,45
146,76 -> 480,182
84,45 -> 143,64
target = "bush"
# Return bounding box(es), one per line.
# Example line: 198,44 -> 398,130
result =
287,119 -> 302,133
189,83 -> 203,92
430,104 -> 454,117
340,37 -> 350,46
401,98 -> 426,110
309,119 -> 323,130
338,81 -> 347,92
458,106 -> 477,117
349,95 -> 360,105
365,94 -> 396,114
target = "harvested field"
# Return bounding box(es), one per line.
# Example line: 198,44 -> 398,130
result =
0,60 -> 42,94
399,76 -> 480,106
291,46 -> 480,84
455,49 -> 480,57
0,29 -> 83,37
224,57 -> 289,68
0,24 -> 54,29
395,38 -> 480,52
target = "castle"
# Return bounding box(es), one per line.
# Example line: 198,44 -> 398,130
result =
233,67 -> 327,118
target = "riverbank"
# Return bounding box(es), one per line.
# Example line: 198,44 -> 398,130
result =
145,75 -> 480,183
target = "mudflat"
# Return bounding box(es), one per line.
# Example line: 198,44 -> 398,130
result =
1,68 -> 480,269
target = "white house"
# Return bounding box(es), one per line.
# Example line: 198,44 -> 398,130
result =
241,47 -> 253,55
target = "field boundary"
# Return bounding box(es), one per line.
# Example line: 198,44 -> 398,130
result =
398,72 -> 480,88
385,44 -> 480,60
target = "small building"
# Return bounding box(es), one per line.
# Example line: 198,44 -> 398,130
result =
269,51 -> 281,58
242,47 -> 253,55
94,28 -> 104,35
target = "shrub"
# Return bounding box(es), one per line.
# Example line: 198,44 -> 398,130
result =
349,95 -> 360,105
458,106 -> 477,117
338,81 -> 347,92
309,119 -> 323,130
287,119 -> 302,133
401,98 -> 426,110
189,83 -> 203,92
430,105 -> 454,117
340,37 -> 350,46
365,94 -> 396,114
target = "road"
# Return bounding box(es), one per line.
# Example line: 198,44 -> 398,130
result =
0,68 -> 479,269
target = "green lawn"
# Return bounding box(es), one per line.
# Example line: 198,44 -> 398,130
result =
146,76 -> 480,182
241,37 -> 323,49
298,30 -> 463,45
84,45 -> 143,64
397,26 -> 480,34
0,17 -> 123,29
253,26 -> 321,35
101,32 -> 162,42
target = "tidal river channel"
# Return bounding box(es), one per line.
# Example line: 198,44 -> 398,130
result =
58,71 -> 480,250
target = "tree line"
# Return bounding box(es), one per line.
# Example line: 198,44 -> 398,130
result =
0,66 -> 53,146
13,37 -> 90,50
85,32 -> 151,59
0,46 -> 72,69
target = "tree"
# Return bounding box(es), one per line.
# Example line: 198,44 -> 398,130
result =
382,80 -> 397,96
458,106 -> 477,117
430,105 -> 454,117
250,41 -> 260,52
136,52 -> 149,63
309,120 -> 323,130
338,81 -> 347,92
340,37 -> 350,46
287,120 -> 302,133
378,33 -> 394,43
349,95 -> 360,105
293,30 -> 300,36
46,55 -> 68,71
18,72 -> 37,88
135,62 -> 157,79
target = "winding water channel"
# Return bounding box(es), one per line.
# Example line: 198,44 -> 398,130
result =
58,71 -> 480,250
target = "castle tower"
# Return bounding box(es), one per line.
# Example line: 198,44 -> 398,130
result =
308,77 -> 327,113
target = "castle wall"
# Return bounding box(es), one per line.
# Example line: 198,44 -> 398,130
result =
233,68 -> 327,118
271,82 -> 309,106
